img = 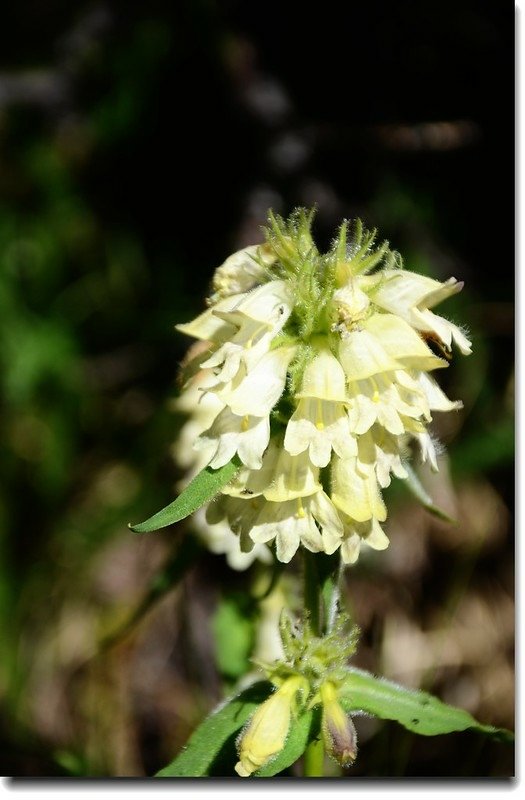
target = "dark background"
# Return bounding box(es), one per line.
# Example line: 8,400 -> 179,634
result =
0,0 -> 514,778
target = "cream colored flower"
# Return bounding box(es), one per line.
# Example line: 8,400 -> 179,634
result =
284,349 -> 357,467
369,269 -> 472,355
338,326 -> 402,381
172,369 -> 225,478
212,344 -> 297,418
175,293 -> 241,342
416,431 -> 439,471
356,427 -> 408,489
191,507 -> 272,570
235,675 -> 308,777
212,486 -> 343,564
357,313 -> 447,373
171,211 -> 471,567
331,454 -> 387,523
173,370 -> 271,570
206,494 -> 265,553
210,243 -> 276,302
195,408 -> 270,470
346,371 -> 426,437
416,371 -> 463,413
339,516 -> 389,564
249,491 -> 343,563
262,447 -> 321,502
215,444 -> 342,562
199,280 -> 293,387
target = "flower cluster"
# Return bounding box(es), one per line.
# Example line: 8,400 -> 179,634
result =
174,210 -> 470,566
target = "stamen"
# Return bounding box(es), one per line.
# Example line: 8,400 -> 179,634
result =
241,415 -> 250,432
295,498 -> 306,519
246,322 -> 267,349
316,399 -> 325,430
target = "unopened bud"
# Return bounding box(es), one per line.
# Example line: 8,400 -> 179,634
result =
235,675 -> 307,777
320,681 -> 357,768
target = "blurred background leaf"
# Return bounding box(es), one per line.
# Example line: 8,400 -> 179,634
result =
0,0 -> 513,778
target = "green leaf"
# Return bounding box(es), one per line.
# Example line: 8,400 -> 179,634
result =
212,595 -> 255,680
339,668 -> 513,742
129,456 -> 241,533
403,462 -> 456,524
255,708 -> 315,777
155,681 -> 273,777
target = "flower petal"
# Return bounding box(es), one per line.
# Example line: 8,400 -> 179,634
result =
341,533 -> 361,564
175,294 -> 243,341
217,345 -> 297,417
263,448 -> 320,501
370,270 -> 462,314
284,398 -> 356,468
214,279 -> 293,326
331,456 -> 387,522
196,407 -> 271,470
297,348 -> 348,401
411,308 -> 472,355
310,491 -> 344,554
339,329 -> 403,381
363,313 -> 447,372
222,437 -> 279,497
418,372 -> 463,412
211,244 -> 275,302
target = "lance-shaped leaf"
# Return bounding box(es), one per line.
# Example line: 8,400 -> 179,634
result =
403,462 -> 456,524
156,681 -> 273,777
129,456 -> 241,533
339,668 -> 513,741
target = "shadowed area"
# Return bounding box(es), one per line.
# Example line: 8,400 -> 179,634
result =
0,0 -> 513,778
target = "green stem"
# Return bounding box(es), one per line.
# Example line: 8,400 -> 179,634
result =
302,552 -> 342,777
322,555 -> 343,633
303,551 -> 321,636
303,737 -> 324,778
304,551 -> 342,636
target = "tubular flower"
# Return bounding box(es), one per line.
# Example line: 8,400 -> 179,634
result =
173,363 -> 272,569
172,210 -> 471,566
235,675 -> 308,777
284,347 -> 357,467
320,681 -> 358,768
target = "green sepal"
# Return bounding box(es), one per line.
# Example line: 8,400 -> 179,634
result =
129,456 -> 241,533
339,668 -> 513,742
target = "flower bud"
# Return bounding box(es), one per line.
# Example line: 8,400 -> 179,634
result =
320,681 -> 357,768
235,675 -> 306,777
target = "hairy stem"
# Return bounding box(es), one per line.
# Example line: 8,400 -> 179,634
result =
303,737 -> 324,778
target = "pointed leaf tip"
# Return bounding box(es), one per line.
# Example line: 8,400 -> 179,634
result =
339,668 -> 513,742
403,463 -> 457,524
129,456 -> 241,533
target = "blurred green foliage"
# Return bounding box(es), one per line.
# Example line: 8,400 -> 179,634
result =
0,0 -> 513,778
